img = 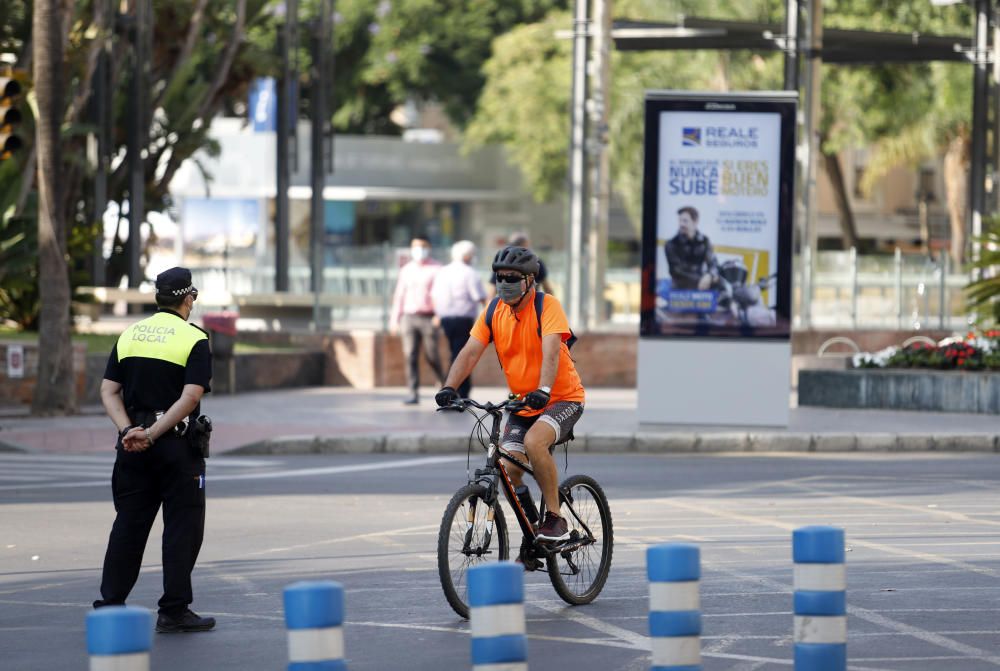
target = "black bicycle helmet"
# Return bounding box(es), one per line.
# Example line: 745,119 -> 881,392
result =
491,246 -> 540,276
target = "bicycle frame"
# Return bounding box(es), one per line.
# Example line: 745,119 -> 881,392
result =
449,399 -> 597,559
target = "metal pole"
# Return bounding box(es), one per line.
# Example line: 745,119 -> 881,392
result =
970,0 -> 989,279
381,240 -> 391,332
894,247 -> 903,329
127,0 -> 149,289
310,1 -> 331,329
783,0 -> 800,91
586,0 -> 611,330
91,0 -> 111,286
784,0 -> 802,326
800,0 -> 822,328
920,194 -> 934,255
938,251 -> 947,329
326,0 -> 336,177
993,3 -> 1000,214
849,246 -> 858,328
275,0 -> 297,293
566,0 -> 590,328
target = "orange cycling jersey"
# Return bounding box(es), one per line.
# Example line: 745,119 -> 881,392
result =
470,290 -> 585,416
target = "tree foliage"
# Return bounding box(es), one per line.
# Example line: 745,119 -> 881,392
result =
966,215 -> 1000,327
467,0 -> 785,231
0,0 -> 278,318
345,0 -> 567,126
276,0 -> 568,134
465,12 -> 572,202
467,0 -> 977,245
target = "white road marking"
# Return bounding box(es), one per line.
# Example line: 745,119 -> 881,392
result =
782,480 -> 1000,528
243,523 -> 442,557
0,455 -> 465,491
656,498 -> 1000,666
662,498 -> 1000,579
0,454 -> 115,464
849,605 -> 1000,666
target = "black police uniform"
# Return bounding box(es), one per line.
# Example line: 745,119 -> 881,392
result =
94,274 -> 212,619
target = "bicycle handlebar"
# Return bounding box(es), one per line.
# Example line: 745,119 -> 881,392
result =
435,396 -> 528,415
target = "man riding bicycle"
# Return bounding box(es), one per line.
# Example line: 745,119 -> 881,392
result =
435,246 -> 585,552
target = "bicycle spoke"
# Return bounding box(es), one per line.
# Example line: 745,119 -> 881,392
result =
444,494 -> 500,612
556,483 -> 605,593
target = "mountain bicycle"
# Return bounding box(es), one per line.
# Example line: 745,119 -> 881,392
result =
436,395 -> 613,619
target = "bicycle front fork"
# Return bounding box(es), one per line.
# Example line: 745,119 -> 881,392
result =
463,500 -> 496,556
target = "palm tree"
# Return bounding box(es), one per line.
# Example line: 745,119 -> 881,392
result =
32,0 -> 75,414
966,215 -> 1000,327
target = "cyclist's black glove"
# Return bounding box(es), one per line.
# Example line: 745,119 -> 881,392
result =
435,386 -> 460,408
525,388 -> 551,410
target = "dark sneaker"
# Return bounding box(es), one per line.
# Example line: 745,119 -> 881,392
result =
156,609 -> 216,633
92,599 -> 122,609
515,537 -> 544,571
536,512 -> 570,542
403,396 -> 419,405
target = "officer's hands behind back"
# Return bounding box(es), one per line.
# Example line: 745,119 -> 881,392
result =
122,427 -> 152,452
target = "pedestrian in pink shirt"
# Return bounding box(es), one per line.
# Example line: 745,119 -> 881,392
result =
390,237 -> 446,404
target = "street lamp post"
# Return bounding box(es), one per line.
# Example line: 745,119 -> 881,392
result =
275,0 -> 298,293
309,0 -> 333,328
567,0 -> 590,329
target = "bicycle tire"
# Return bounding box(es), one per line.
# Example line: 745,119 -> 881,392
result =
542,474 -> 613,606
437,483 -> 509,619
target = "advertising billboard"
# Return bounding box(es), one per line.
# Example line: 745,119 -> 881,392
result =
640,92 -> 796,339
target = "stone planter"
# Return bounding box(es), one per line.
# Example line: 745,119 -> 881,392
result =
799,368 -> 1000,414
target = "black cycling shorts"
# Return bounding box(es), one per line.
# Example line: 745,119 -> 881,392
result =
501,401 -> 584,454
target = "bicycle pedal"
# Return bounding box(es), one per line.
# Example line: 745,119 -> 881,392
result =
519,556 -> 544,571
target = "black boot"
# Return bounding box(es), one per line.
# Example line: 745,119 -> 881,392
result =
156,609 -> 216,633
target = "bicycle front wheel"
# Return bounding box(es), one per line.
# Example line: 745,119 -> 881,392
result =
544,474 -> 613,605
437,483 -> 509,619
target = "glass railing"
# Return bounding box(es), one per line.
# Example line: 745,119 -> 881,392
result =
184,246 -> 977,332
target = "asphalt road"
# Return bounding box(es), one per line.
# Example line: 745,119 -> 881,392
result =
1,451 -> 999,670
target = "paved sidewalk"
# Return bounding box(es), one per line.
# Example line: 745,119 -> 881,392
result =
0,386 -> 996,455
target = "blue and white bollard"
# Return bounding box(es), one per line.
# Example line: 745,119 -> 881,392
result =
793,526 -> 847,671
647,543 -> 701,671
284,580 -> 347,671
86,606 -> 152,671
468,562 -> 527,671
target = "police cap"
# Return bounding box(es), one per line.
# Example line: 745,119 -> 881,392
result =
155,267 -> 197,299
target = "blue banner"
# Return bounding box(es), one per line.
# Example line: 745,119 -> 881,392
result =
248,78 -> 276,132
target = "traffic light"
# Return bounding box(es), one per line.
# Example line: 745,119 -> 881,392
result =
0,76 -> 23,160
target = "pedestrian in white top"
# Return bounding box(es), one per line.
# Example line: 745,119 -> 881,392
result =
391,237 -> 446,405
431,240 -> 487,399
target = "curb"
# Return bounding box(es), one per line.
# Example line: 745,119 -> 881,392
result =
225,432 -> 1000,456
0,440 -> 26,453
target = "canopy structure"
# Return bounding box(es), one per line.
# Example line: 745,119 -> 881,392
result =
611,16 -> 973,64
565,0 -> 995,328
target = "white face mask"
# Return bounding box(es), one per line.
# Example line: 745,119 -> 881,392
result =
411,246 -> 428,261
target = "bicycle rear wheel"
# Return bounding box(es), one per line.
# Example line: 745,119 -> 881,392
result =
437,483 -> 509,619
543,474 -> 613,605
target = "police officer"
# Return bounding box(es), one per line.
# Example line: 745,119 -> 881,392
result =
93,267 -> 215,633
